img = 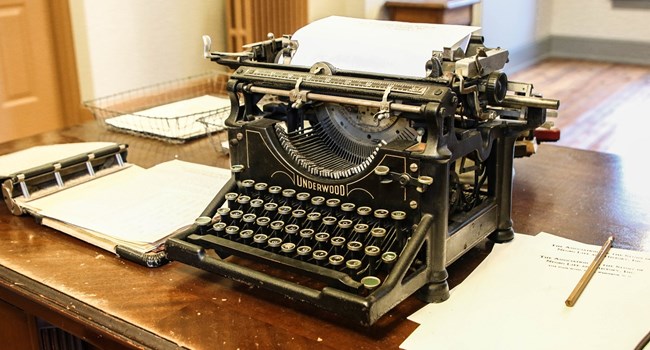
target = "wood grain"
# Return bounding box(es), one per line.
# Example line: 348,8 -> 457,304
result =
1,121 -> 649,349
510,58 -> 650,156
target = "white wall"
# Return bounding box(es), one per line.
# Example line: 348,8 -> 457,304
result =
71,0 -> 650,102
71,0 -> 226,101
549,0 -> 650,42
308,0 -> 365,21
477,0 -> 550,69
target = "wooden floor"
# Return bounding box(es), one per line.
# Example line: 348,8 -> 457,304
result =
510,58 -> 650,157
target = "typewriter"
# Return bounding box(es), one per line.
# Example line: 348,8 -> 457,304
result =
166,22 -> 559,326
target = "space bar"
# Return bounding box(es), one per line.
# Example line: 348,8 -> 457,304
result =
186,233 -> 363,290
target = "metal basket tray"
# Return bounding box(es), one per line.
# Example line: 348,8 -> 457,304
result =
84,71 -> 230,144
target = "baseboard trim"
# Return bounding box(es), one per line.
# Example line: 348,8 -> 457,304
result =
550,35 -> 650,66
501,35 -> 650,73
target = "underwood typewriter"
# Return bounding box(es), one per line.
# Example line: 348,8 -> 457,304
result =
166,25 -> 559,326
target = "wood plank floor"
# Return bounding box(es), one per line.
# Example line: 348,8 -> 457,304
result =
510,58 -> 650,157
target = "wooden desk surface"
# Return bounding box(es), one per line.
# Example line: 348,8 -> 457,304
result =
1,122 -> 648,349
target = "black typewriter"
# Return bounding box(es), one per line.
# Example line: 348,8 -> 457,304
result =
166,28 -> 559,325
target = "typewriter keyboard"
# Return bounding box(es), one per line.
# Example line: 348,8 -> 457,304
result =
188,180 -> 412,292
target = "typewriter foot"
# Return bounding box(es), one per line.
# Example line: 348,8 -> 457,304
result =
489,227 -> 515,243
418,278 -> 450,303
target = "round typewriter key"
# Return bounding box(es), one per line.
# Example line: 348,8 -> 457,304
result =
225,192 -> 239,208
361,276 -> 382,290
311,196 -> 325,207
347,241 -> 363,252
269,186 -> 282,195
314,232 -> 330,251
391,211 -> 406,220
255,216 -> 269,224
382,251 -> 398,264
296,245 -> 312,259
277,206 -> 292,221
341,203 -> 356,218
269,220 -> 284,239
242,213 -> 257,231
270,220 -> 284,230
296,192 -> 310,206
281,189 -> 296,205
322,216 -> 337,231
268,237 -> 283,250
253,233 -> 268,246
357,206 -> 372,218
331,236 -> 346,247
326,198 -> 341,208
250,198 -> 264,211
326,198 -> 340,216
242,179 -> 255,189
290,209 -> 306,227
371,227 -> 387,238
236,195 -> 251,211
338,219 -> 353,229
216,207 -> 231,224
262,202 -> 277,217
365,245 -> 381,257
225,225 -> 240,239
282,188 -> 296,197
254,182 -> 268,192
354,223 -> 369,234
194,216 -> 212,234
312,249 -> 328,264
299,228 -> 314,239
242,213 -> 257,222
305,212 -> 321,229
280,242 -> 296,255
230,210 -> 243,218
314,232 -> 330,243
346,259 -> 362,273
285,224 -> 299,235
239,229 -> 254,242
331,236 -> 346,255
213,222 -> 227,234
371,227 -> 387,247
256,216 -> 270,233
329,254 -> 345,267
365,245 -> 381,275
374,209 -> 389,219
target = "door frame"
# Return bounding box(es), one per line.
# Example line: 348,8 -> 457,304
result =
48,0 -> 91,125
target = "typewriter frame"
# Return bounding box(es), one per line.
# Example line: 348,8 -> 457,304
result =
167,35 -> 555,326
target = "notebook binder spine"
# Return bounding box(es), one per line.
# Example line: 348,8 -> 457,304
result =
1,144 -> 129,215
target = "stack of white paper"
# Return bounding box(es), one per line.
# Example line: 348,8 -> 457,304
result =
401,232 -> 650,350
290,16 -> 479,78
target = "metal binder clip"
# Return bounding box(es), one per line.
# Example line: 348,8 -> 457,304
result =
53,163 -> 64,187
17,174 -> 30,199
86,153 -> 96,176
115,151 -> 125,167
373,85 -> 393,123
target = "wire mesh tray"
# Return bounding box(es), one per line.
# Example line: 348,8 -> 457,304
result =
84,71 -> 230,144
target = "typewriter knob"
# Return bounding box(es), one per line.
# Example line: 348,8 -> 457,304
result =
417,176 -> 434,192
309,61 -> 336,75
486,72 -> 508,104
374,165 -> 390,176
231,164 -> 245,173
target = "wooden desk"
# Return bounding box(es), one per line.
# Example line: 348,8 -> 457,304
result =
385,0 -> 480,25
1,122 -> 648,349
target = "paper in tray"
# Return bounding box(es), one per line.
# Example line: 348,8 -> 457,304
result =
104,95 -> 229,140
84,72 -> 230,143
